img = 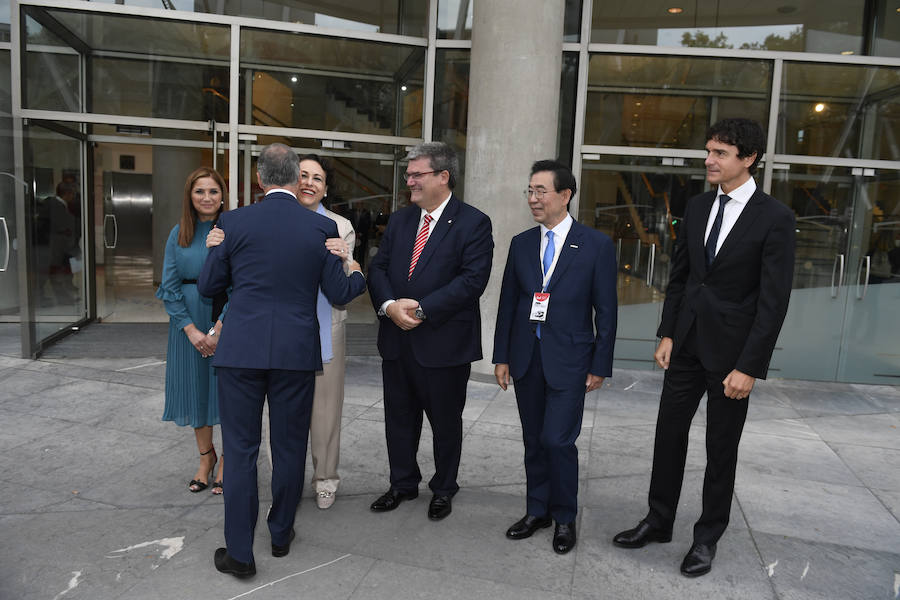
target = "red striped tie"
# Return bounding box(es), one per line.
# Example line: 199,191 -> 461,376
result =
408,214 -> 433,279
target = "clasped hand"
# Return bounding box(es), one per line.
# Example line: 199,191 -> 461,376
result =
386,298 -> 422,330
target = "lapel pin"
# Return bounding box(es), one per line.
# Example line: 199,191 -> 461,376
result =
570,244 -> 578,248
447,219 -> 453,224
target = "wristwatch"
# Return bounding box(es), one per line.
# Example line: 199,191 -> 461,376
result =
207,327 -> 217,336
414,306 -> 426,320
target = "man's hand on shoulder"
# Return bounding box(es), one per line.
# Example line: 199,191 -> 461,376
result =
206,225 -> 224,248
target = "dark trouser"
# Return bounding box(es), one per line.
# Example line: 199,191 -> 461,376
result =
646,328 -> 749,545
514,341 -> 586,524
217,367 -> 314,564
381,335 -> 469,497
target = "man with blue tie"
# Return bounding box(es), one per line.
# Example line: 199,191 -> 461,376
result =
493,159 -> 617,554
613,118 -> 795,577
198,143 -> 367,578
367,142 -> 493,521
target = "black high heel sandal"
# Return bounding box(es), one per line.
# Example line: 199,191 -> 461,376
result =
211,454 -> 224,495
189,446 -> 216,493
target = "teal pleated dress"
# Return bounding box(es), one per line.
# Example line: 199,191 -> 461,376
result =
156,220 -> 221,428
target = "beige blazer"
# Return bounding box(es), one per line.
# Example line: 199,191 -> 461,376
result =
323,207 -> 356,324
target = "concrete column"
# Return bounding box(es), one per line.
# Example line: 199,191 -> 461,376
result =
463,0 -> 565,375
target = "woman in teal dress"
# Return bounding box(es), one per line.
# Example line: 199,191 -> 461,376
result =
156,167 -> 228,494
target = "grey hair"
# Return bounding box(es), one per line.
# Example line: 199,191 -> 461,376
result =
405,142 -> 459,189
257,143 -> 300,188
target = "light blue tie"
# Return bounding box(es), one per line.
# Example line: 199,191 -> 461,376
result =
537,230 -> 555,339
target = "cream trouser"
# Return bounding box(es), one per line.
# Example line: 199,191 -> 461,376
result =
309,319 -> 346,493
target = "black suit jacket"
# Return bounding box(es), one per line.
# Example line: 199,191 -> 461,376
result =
658,187 -> 795,379
367,195 -> 493,368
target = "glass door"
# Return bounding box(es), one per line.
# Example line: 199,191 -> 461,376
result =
580,154 -> 708,369
770,164 -> 900,383
24,122 -> 87,343
837,170 -> 900,383
93,137 -> 218,323
0,49 -> 17,325
768,164 -> 852,379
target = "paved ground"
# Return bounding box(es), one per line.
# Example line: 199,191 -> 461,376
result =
1,324 -> 898,600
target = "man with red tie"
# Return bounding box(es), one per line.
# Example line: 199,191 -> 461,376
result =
367,142 -> 493,521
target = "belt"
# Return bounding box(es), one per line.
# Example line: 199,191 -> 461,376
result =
181,279 -> 197,284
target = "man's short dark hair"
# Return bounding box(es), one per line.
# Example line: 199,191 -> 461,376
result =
706,118 -> 766,175
406,142 -> 459,189
530,159 -> 577,198
258,143 -> 300,188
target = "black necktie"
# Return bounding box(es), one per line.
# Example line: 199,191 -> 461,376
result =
705,194 -> 730,267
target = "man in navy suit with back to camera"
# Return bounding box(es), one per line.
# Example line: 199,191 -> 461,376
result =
613,118 -> 795,577
198,143 -> 366,578
367,141 -> 493,521
493,159 -> 617,554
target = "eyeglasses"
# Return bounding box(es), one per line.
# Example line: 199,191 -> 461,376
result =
404,170 -> 439,181
524,187 -> 556,200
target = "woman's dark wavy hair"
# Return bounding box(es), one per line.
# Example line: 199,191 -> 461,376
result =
298,153 -> 336,189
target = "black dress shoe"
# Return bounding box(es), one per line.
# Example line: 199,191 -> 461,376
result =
680,543 -> 716,577
612,520 -> 673,548
370,488 -> 419,512
552,521 -> 577,554
427,494 -> 452,521
271,528 -> 296,558
506,514 -> 552,540
214,548 -> 256,579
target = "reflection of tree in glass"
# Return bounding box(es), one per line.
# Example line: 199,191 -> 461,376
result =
681,26 -> 804,52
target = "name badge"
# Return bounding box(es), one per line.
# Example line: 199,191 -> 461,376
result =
530,292 -> 550,322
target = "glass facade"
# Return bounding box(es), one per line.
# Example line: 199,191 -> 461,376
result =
6,0 -> 900,382
585,54 -> 771,149
591,0 -> 867,54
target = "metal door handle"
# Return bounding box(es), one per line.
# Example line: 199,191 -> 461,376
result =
104,214 -> 118,249
0,216 -> 8,272
856,256 -> 870,300
830,253 -> 844,298
633,239 -> 641,273
646,243 -> 656,287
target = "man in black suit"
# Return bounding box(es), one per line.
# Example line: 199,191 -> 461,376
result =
199,143 -> 366,578
367,141 -> 493,521
613,119 -> 795,577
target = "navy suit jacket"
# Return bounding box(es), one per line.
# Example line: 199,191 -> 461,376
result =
658,188 -> 795,378
198,192 -> 366,371
367,195 -> 493,368
493,219 -> 618,389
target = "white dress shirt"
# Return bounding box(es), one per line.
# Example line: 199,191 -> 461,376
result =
704,176 -> 756,256
539,213 -> 573,290
379,192 -> 453,315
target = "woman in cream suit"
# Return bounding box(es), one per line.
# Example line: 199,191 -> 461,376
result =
297,154 -> 355,509
207,154 -> 354,509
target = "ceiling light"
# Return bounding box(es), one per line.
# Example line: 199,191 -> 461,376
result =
667,7 -> 683,14
841,50 -> 854,55
291,76 -> 298,83
814,103 -> 825,112
401,85 -> 408,91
